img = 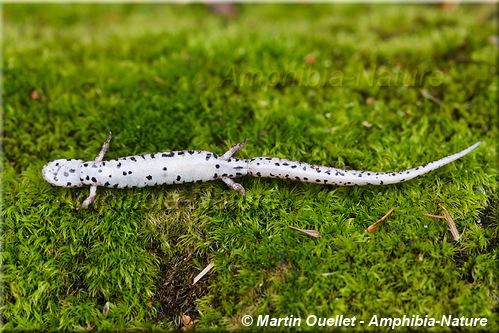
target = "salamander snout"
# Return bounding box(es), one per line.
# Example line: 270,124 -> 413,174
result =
42,159 -> 84,187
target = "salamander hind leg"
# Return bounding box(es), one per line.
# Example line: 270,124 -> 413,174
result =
221,138 -> 249,160
219,139 -> 249,195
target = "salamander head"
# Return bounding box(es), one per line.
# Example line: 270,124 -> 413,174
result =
42,159 -> 84,187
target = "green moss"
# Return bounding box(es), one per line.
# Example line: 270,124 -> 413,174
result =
2,3 -> 497,331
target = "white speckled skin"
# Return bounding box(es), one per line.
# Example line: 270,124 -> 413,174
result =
42,132 -> 481,210
79,151 -> 247,188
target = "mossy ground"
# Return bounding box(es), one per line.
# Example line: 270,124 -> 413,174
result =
2,3 -> 498,332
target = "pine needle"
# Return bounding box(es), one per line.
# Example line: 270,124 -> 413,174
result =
366,208 -> 395,233
439,203 -> 461,241
287,226 -> 321,238
193,262 -> 214,285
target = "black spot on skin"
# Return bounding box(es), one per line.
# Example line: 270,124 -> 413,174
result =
236,172 -> 242,176
91,177 -> 97,183
213,153 -> 219,159
325,171 -> 331,175
392,173 -> 396,176
270,173 -> 275,176
415,167 -> 420,171
295,176 -> 300,180
108,175 -> 112,178
188,150 -> 194,155
80,178 -> 84,182
275,163 -> 280,166
250,158 -> 256,162
176,175 -> 181,181
177,151 -> 185,155
141,155 -> 146,160
291,165 -> 297,169
92,164 -> 98,168
400,179 -> 405,182
323,180 -> 328,183
257,163 -> 260,166
222,173 -> 228,177
205,153 -> 212,161
283,162 -> 289,166
83,163 -> 88,167
98,169 -> 103,173
104,181 -> 110,186
163,152 -> 174,157
196,180 -> 203,183
316,169 -> 321,173
213,173 -> 218,179
367,173 -> 371,176
304,177 -> 308,181
265,158 -> 272,160
123,171 -> 127,176
316,179 -> 321,182
64,172 -> 69,177
216,164 -> 220,169
358,174 -> 362,177
146,175 -> 152,180
151,153 -> 155,159
117,162 -> 122,168
86,175 -> 90,181
302,167 -> 307,171
130,157 -> 137,162
163,167 -> 167,171
55,162 -> 60,166
69,169 -> 76,173
380,181 -> 384,185
66,182 -> 72,186
114,184 -> 119,188
256,172 -> 261,176
128,171 -> 132,175
406,171 -> 410,174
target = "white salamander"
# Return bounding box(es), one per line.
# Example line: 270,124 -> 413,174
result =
42,132 -> 481,210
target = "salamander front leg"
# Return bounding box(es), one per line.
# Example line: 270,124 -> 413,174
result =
95,131 -> 112,162
222,177 -> 246,196
77,185 -> 98,211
